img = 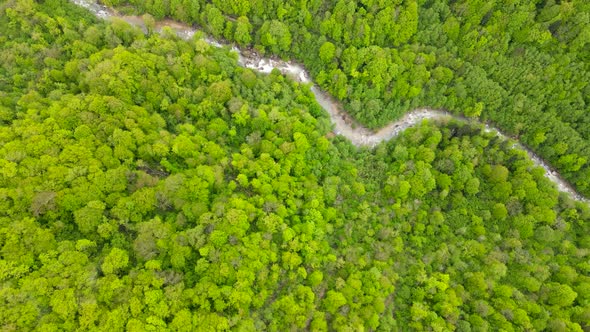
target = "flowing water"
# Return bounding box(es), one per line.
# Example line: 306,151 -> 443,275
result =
71,0 -> 588,203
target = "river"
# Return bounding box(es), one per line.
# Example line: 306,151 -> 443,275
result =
71,0 -> 588,203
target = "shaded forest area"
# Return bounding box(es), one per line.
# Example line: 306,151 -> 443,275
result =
1,0 -> 590,331
105,0 -> 590,197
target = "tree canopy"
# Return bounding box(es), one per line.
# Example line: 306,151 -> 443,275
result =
115,0 -> 590,198
0,0 -> 589,330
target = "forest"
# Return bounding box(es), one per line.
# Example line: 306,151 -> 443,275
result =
105,0 -> 590,198
1,0 -> 590,330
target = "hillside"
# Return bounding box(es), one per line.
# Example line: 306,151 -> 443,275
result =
105,0 -> 590,198
1,0 -> 589,331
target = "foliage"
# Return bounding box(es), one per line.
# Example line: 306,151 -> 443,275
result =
1,0 -> 589,330
116,0 -> 590,197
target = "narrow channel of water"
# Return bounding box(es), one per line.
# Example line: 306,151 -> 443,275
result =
71,0 -> 588,203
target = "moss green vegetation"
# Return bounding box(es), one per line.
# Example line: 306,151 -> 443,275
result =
1,0 -> 590,331
109,0 -> 590,197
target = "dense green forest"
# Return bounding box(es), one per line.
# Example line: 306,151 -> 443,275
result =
104,0 -> 590,198
1,0 -> 590,330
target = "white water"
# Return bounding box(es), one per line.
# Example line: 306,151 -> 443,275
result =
71,0 -> 587,203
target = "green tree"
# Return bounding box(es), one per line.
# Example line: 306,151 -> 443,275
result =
543,283 -> 577,307
234,16 -> 252,46
319,41 -> 336,64
259,20 -> 292,53
74,200 -> 106,234
324,291 -> 347,314
101,248 -> 129,274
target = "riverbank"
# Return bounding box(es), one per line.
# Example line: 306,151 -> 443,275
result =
70,0 -> 588,203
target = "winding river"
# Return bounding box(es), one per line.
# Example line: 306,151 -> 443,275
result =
71,0 -> 588,203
